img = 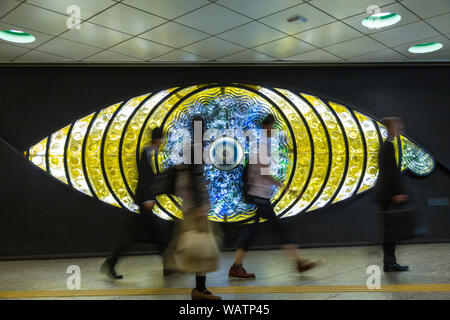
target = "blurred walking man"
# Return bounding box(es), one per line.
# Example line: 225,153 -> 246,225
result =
376,117 -> 409,272
101,127 -> 174,279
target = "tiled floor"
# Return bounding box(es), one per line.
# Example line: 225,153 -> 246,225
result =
0,243 -> 449,300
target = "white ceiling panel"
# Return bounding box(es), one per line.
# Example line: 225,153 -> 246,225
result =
1,3 -> 69,36
371,21 -> 440,47
82,50 -> 143,62
183,36 -> 244,59
349,48 -> 407,61
139,22 -> 209,48
109,37 -> 173,60
123,0 -> 210,20
342,2 -> 421,35
0,0 -> 21,18
294,21 -> 363,47
284,48 -> 342,61
217,21 -> 286,47
37,37 -> 101,60
400,0 -> 450,19
174,3 -> 251,35
324,36 -> 386,59
61,21 -> 131,49
0,42 -> 28,61
0,21 -> 54,49
253,36 -> 315,59
26,0 -> 116,20
152,50 -> 209,62
309,0 -> 395,19
88,3 -> 167,36
0,0 -> 448,63
426,13 -> 450,35
218,49 -> 275,61
260,3 -> 336,35
217,0 -> 303,19
15,50 -> 74,62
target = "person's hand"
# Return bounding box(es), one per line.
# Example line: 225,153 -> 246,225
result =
143,201 -> 155,211
392,194 -> 409,204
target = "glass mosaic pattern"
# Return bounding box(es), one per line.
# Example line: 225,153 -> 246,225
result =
26,84 -> 435,222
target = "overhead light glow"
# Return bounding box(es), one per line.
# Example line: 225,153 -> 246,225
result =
0,30 -> 36,43
362,12 -> 401,29
408,42 -> 443,54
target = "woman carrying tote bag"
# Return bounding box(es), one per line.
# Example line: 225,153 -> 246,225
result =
163,125 -> 221,300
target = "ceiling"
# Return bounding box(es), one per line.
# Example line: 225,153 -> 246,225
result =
0,0 -> 449,63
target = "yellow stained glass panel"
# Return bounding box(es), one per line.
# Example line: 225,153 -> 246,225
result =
329,102 -> 364,203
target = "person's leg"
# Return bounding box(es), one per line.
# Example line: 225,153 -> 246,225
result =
383,241 -> 396,265
383,241 -> 408,271
265,206 -> 317,273
101,239 -> 135,279
229,220 -> 258,278
233,248 -> 247,266
233,222 -> 258,264
195,273 -> 207,292
191,273 -> 221,300
101,216 -> 139,279
381,206 -> 408,272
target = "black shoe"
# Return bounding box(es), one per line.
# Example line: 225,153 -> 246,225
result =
384,263 -> 409,272
100,257 -> 123,279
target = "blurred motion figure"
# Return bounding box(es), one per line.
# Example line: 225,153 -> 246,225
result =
229,114 -> 317,279
376,117 -> 410,272
164,116 -> 221,300
101,127 -> 174,279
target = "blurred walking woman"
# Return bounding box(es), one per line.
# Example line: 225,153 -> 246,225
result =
164,117 -> 221,300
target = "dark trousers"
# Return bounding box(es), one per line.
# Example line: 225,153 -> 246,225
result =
108,210 -> 173,266
381,203 -> 397,265
383,241 -> 396,265
235,196 -> 292,251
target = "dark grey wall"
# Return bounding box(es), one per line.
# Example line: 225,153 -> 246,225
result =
0,64 -> 449,259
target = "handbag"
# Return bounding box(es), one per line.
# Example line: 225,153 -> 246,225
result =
173,209 -> 220,273
381,203 -> 428,242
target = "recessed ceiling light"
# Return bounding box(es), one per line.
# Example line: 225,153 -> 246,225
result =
0,30 -> 36,43
362,12 -> 401,29
408,42 -> 443,54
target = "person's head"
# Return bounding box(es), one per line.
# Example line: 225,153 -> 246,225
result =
151,127 -> 163,149
381,117 -> 404,139
261,114 -> 275,137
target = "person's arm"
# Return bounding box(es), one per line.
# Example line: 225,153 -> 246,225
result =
385,142 -> 408,204
138,148 -> 157,211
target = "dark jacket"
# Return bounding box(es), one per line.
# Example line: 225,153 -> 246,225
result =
135,146 -> 174,211
375,140 -> 405,208
135,145 -> 206,213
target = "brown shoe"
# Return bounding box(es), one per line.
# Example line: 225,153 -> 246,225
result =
191,288 -> 222,300
228,264 -> 256,279
297,260 -> 317,272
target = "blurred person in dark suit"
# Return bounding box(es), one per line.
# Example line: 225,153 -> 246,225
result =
101,127 -> 175,279
376,117 -> 409,272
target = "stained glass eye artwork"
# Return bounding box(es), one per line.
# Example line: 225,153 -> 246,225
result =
26,83 -> 435,223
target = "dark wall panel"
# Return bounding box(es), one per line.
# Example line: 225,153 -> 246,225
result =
0,64 -> 449,259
